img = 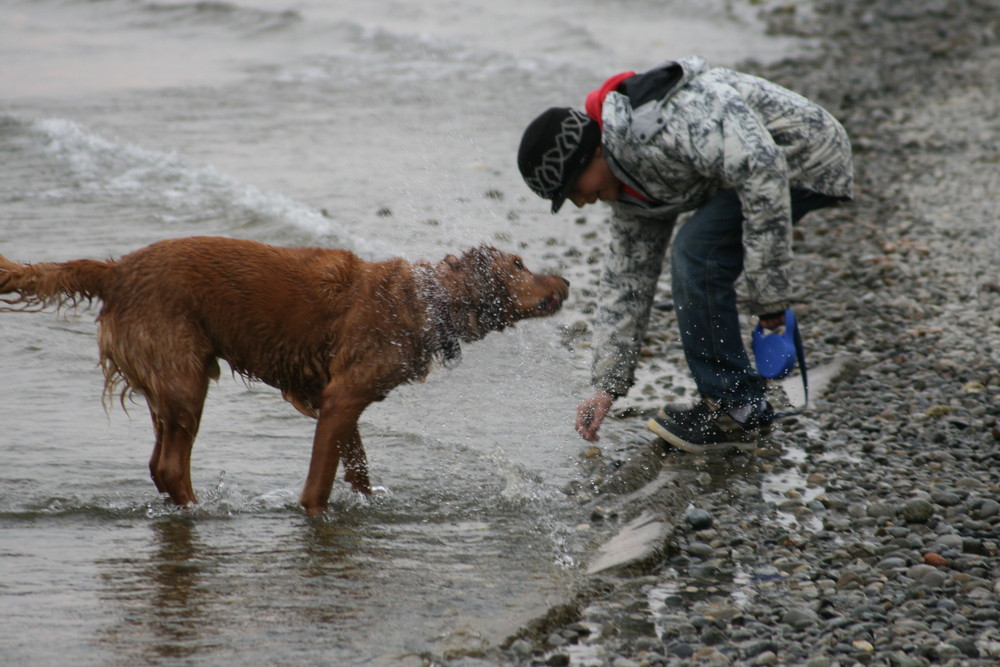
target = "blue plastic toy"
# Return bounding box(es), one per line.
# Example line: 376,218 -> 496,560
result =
752,308 -> 809,415
752,308 -> 799,378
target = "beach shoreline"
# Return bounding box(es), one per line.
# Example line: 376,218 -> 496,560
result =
493,1 -> 1000,665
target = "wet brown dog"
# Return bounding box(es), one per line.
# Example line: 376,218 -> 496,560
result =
0,236 -> 569,515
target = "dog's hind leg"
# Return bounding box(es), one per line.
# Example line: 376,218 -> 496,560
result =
146,372 -> 210,508
147,412 -> 167,494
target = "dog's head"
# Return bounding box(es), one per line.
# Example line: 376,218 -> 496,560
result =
437,246 -> 569,340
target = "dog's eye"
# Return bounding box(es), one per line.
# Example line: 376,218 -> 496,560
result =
513,259 -> 525,271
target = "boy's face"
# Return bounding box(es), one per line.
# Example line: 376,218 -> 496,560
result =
567,147 -> 621,208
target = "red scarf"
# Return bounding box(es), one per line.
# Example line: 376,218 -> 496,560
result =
585,71 -> 651,202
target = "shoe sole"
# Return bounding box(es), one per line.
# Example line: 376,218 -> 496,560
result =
645,417 -> 758,454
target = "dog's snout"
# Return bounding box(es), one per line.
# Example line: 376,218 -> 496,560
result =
561,277 -> 570,288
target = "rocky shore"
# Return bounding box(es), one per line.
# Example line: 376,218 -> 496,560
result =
495,0 -> 1000,665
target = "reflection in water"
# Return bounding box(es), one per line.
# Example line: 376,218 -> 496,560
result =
98,517 -> 212,662
147,519 -> 206,652
95,507 -> 471,664
83,444 -> 578,664
300,513 -> 367,576
96,514 -> 371,662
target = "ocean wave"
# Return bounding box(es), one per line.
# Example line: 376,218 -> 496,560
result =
2,113 -> 395,258
327,19 -> 570,86
122,0 -> 303,36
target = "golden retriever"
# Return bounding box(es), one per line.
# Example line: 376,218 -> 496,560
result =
0,236 -> 569,515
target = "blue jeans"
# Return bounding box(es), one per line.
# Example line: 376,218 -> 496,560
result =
670,189 -> 838,408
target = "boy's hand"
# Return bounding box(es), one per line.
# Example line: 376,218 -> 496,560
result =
759,311 -> 787,330
576,391 -> 614,442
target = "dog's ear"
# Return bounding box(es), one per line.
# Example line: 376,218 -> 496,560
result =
441,246 -> 497,276
461,245 -> 501,273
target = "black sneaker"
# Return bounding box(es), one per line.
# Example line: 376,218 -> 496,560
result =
647,398 -> 774,454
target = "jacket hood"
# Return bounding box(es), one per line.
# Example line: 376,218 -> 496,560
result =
647,56 -> 709,102
624,55 -> 710,143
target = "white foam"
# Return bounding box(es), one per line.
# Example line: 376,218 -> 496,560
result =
30,117 -> 395,258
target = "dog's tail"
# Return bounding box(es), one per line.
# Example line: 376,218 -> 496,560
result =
0,252 -> 112,311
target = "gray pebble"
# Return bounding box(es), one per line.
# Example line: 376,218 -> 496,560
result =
920,569 -> 948,588
886,652 -> 925,667
878,556 -> 908,570
612,658 -> 640,667
977,498 -> 1000,519
901,498 -> 935,523
806,658 -> 833,667
907,564 -> 936,579
754,650 -> 778,666
866,501 -> 895,518
546,632 -> 567,647
508,639 -> 533,658
936,533 -> 964,550
666,642 -> 694,658
930,490 -> 962,506
687,541 -> 715,558
782,607 -> 818,629
685,508 -> 713,530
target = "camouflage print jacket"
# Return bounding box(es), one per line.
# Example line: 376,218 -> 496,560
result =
590,55 -> 853,397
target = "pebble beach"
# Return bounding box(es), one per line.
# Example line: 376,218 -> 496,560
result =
493,0 -> 1000,665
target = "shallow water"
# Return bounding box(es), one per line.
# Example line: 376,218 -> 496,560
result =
0,1 -> 812,663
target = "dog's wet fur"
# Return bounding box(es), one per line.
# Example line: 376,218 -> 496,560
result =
0,236 -> 569,515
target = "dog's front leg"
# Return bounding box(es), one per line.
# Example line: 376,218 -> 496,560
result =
342,424 -> 372,495
300,385 -> 370,516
